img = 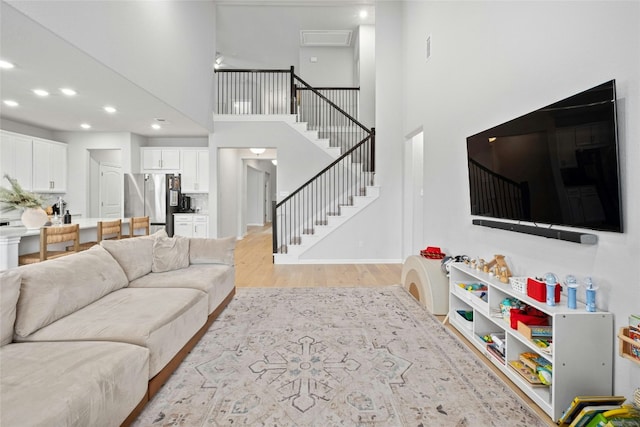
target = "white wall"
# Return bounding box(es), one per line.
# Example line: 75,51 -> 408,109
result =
299,46 -> 354,87
212,121 -> 333,198
0,118 -> 55,140
9,1 -> 217,131
397,0 -> 639,397
356,25 -> 376,128
52,131 -> 133,217
299,2 -> 405,264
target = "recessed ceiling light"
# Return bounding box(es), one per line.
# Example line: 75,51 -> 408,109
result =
60,88 -> 77,96
0,60 -> 15,69
33,89 -> 49,97
151,123 -> 161,130
104,106 -> 117,113
250,148 -> 266,155
359,10 -> 368,19
80,123 -> 91,129
3,100 -> 19,107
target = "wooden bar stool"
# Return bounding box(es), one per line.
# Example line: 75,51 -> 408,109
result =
19,224 -> 80,265
76,219 -> 123,251
127,216 -> 150,238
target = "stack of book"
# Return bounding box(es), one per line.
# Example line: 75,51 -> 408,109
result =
556,395 -> 636,427
485,333 -> 505,364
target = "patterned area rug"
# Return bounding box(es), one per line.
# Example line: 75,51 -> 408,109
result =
133,286 -> 546,426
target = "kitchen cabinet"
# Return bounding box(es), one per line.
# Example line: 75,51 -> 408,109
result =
0,131 -> 33,190
173,214 -> 208,238
141,148 -> 180,171
31,138 -> 67,193
181,149 -> 209,193
193,215 -> 208,238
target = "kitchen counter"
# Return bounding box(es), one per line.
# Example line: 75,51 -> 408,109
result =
0,218 -> 132,271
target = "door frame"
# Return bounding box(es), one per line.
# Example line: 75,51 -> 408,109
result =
403,129 -> 424,259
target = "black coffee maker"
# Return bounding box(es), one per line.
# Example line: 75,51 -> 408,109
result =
179,194 -> 192,212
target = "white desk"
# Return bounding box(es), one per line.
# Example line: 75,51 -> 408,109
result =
0,218 -> 131,271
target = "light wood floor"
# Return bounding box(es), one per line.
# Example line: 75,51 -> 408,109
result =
234,224 -> 403,287
233,225 -> 554,425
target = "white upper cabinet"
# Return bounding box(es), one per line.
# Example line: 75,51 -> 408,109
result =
181,149 -> 209,193
141,148 -> 180,171
0,131 -> 33,190
31,137 -> 67,193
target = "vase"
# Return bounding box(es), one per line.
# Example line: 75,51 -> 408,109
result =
21,207 -> 48,229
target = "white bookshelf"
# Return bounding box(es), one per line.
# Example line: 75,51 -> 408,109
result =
448,263 -> 613,422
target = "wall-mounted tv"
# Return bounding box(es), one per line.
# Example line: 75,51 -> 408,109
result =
467,80 -> 622,233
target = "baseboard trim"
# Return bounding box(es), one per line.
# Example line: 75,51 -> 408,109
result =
295,258 -> 404,265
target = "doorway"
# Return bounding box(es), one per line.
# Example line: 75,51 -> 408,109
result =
88,149 -> 122,218
403,131 -> 424,258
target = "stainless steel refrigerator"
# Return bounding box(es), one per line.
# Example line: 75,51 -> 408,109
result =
124,173 -> 181,236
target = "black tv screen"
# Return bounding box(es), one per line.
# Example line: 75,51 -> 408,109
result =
467,80 -> 622,232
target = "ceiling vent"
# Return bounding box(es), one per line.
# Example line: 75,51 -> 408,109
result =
300,30 -> 352,47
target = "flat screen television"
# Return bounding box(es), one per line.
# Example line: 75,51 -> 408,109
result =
467,80 -> 622,233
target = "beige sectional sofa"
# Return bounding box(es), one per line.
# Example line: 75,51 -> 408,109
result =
0,231 -> 236,427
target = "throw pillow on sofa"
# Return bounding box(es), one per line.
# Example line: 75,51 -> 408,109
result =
189,236 -> 236,265
0,270 -> 21,346
101,229 -> 167,281
152,236 -> 190,273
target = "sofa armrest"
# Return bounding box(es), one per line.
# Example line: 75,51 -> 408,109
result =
189,236 -> 236,266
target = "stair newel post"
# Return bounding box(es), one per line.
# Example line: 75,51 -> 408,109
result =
272,201 -> 278,255
289,66 -> 296,115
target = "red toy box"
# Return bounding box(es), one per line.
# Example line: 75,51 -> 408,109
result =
526,277 -> 561,303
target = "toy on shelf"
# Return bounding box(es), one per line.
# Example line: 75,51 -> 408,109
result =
520,352 -> 553,385
484,254 -> 512,283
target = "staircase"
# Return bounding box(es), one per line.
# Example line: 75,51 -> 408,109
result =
215,67 -> 377,264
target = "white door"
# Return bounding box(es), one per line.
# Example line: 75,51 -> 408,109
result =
99,163 -> 122,218
403,132 -> 424,258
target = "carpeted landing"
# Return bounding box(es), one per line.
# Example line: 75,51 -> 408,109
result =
133,286 -> 546,426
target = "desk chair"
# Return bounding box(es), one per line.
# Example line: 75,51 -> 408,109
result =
19,224 -> 80,265
127,216 -> 150,238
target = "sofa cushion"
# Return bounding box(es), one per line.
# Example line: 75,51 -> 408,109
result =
1,341 -> 148,427
101,235 -> 154,281
189,236 -> 236,265
129,264 -> 235,314
0,270 -> 21,346
16,287 -> 208,378
14,245 -> 129,338
152,235 -> 190,273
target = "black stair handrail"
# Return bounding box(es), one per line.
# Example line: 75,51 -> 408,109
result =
272,128 -> 375,254
278,130 -> 375,207
293,74 -> 370,134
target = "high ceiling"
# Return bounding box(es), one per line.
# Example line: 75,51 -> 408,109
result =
0,1 -> 374,137
216,2 -> 375,70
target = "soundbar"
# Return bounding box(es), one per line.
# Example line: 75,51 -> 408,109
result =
472,219 -> 598,245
